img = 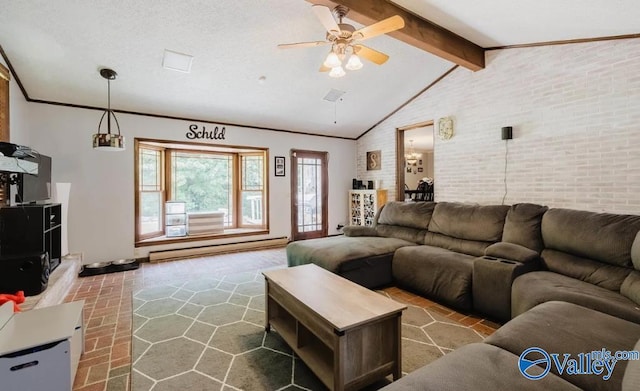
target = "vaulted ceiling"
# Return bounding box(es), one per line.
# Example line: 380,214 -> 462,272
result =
0,0 -> 638,139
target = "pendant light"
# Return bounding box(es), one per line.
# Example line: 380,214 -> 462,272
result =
405,140 -> 420,165
92,68 -> 125,151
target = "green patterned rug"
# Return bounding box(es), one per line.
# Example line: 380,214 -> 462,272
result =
132,268 -> 486,391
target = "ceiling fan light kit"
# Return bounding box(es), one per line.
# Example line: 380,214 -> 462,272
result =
345,52 -> 363,70
329,66 -> 346,78
278,5 -> 404,78
323,51 -> 342,68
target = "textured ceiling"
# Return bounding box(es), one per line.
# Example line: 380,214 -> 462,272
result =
0,0 -> 638,139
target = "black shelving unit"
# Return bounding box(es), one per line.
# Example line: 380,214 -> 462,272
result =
0,203 -> 62,271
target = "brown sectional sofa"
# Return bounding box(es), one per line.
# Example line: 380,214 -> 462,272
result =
286,200 -> 640,390
382,301 -> 640,391
287,200 -> 640,322
512,207 -> 640,323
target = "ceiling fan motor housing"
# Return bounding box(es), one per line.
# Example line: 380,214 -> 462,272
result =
326,23 -> 356,42
332,5 -> 350,21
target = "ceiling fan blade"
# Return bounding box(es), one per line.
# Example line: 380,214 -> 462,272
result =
353,15 -> 405,41
312,5 -> 340,36
278,41 -> 329,49
319,63 -> 331,72
353,45 -> 389,65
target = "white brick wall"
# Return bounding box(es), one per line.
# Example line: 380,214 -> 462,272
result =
357,38 -> 640,214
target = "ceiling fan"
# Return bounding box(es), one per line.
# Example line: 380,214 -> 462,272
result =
278,5 -> 405,78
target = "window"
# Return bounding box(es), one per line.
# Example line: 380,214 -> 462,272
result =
135,139 -> 268,245
138,147 -> 164,239
170,151 -> 234,226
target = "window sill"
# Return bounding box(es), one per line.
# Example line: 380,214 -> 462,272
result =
135,228 -> 269,247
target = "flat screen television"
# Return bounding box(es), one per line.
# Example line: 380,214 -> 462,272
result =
14,154 -> 52,204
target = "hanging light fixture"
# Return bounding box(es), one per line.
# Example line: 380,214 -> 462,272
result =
92,68 -> 125,151
323,51 -> 342,68
323,42 -> 363,77
405,140 -> 421,165
329,66 -> 346,78
345,52 -> 363,71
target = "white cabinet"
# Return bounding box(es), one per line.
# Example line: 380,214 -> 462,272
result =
349,189 -> 387,227
0,300 -> 84,391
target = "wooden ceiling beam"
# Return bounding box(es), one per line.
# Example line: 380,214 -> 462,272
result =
306,0 -> 485,71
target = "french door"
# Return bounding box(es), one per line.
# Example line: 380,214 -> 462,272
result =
290,150 -> 328,241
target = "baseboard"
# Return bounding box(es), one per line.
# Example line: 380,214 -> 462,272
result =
149,237 -> 289,263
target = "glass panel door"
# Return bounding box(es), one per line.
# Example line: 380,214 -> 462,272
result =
291,150 -> 327,241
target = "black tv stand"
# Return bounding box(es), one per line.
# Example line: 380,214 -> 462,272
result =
0,203 -> 62,271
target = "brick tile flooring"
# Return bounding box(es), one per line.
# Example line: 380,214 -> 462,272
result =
66,248 -> 500,391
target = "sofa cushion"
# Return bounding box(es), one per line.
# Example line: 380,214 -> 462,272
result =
375,201 -> 436,243
623,338 -> 640,391
377,225 -> 429,244
485,242 -> 539,263
512,271 -> 640,323
392,245 -> 475,310
428,202 -> 509,242
423,232 -> 492,257
621,271 -> 640,305
632,231 -> 640,270
486,301 -> 640,391
378,343 -> 579,391
376,201 -> 436,229
541,249 -> 632,291
343,226 -> 377,237
286,236 -> 416,272
542,208 -> 640,267
502,203 -> 548,252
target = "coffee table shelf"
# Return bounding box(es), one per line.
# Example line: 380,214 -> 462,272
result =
268,297 -> 333,386
263,264 -> 406,391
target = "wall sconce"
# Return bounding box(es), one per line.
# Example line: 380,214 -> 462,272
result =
501,126 -> 513,140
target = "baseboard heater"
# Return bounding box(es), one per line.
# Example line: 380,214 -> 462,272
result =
148,237 -> 289,263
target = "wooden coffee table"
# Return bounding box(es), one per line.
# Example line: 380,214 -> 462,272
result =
263,264 -> 406,391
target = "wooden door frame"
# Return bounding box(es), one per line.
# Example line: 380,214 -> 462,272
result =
290,149 -> 329,240
396,121 -> 434,201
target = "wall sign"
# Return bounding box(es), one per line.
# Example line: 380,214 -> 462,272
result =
366,150 -> 381,171
274,156 -> 285,177
186,124 -> 226,140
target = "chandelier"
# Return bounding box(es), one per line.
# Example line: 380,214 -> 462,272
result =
405,140 -> 421,165
92,68 -> 125,151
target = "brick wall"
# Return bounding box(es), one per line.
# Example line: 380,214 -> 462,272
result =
357,38 -> 640,214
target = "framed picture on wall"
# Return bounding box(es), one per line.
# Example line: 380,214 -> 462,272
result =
418,167 -> 424,173
275,156 -> 285,177
366,150 -> 381,171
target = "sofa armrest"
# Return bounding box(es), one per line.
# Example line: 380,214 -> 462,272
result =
485,242 -> 539,263
343,226 -> 378,237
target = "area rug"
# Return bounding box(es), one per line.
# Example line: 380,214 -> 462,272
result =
132,268 -> 486,391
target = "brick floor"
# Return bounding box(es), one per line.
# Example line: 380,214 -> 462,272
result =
67,248 -> 500,391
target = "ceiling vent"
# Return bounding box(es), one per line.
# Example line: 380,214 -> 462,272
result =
162,50 -> 194,73
323,89 -> 345,102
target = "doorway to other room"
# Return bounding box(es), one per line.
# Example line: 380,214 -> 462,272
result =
396,122 -> 435,202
